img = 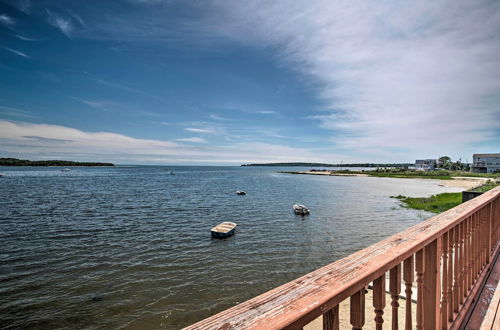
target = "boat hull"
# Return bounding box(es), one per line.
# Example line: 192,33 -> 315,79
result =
211,228 -> 236,238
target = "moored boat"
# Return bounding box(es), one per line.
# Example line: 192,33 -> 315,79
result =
211,222 -> 237,238
61,168 -> 71,172
236,190 -> 246,195
293,204 -> 310,216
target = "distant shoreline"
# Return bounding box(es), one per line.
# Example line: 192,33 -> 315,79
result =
242,162 -> 412,167
0,158 -> 114,167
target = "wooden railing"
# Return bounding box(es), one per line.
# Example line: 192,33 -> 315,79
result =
185,186 -> 500,329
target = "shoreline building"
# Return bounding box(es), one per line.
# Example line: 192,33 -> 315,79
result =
415,159 -> 437,171
472,153 -> 500,173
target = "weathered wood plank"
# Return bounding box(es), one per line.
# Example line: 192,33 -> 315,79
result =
184,187 -> 500,330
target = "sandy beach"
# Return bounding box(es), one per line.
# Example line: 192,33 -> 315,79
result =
438,177 -> 491,190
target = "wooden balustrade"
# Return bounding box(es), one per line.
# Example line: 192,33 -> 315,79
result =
184,187 -> 500,330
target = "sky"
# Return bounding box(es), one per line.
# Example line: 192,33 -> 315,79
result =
0,0 -> 499,165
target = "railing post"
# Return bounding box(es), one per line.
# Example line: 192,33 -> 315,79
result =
423,238 -> 441,330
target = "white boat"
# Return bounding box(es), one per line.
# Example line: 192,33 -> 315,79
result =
293,204 -> 310,216
236,190 -> 246,195
61,168 -> 71,172
211,222 -> 237,238
0,173 -> 4,177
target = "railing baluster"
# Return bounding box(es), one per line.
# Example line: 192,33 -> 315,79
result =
460,220 -> 466,305
390,264 -> 401,329
323,305 -> 339,330
350,289 -> 365,330
403,256 -> 413,330
471,214 -> 477,283
447,228 -> 454,323
476,212 -> 481,277
482,208 -> 488,269
416,249 -> 424,330
453,224 -> 460,314
423,238 -> 441,329
464,217 -> 472,297
488,201 -> 493,261
441,231 -> 448,329
373,275 -> 385,330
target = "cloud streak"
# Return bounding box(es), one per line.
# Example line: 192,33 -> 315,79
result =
0,120 -> 348,164
1,46 -> 30,58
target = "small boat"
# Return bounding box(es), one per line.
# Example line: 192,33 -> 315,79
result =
0,173 -> 4,177
211,222 -> 237,238
61,168 -> 71,172
293,204 -> 310,216
236,190 -> 246,195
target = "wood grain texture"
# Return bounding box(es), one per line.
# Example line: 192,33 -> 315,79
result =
184,187 -> 500,330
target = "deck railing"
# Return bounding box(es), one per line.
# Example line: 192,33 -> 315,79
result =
185,186 -> 500,329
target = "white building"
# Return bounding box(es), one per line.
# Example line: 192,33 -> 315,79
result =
415,159 -> 437,171
472,153 -> 500,173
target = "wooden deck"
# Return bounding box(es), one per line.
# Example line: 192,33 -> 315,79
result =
185,186 -> 500,329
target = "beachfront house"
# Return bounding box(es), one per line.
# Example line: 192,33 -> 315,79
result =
472,153 -> 500,173
415,159 -> 437,171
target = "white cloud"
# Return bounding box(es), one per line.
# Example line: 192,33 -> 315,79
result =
0,120 -> 349,164
209,0 -> 500,157
0,13 -> 15,26
256,110 -> 276,115
185,127 -> 217,134
1,46 -> 30,58
175,137 -> 208,144
79,99 -> 104,108
46,10 -> 74,38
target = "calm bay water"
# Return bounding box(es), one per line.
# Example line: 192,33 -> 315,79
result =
0,166 -> 462,329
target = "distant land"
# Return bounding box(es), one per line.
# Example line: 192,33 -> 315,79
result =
0,158 -> 114,167
241,162 -> 413,167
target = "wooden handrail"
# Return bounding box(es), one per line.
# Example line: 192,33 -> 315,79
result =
185,186 -> 500,329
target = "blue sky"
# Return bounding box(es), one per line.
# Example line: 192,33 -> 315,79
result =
1,0 -> 499,164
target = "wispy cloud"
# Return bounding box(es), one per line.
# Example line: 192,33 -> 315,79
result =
67,10 -> 87,28
256,110 -> 276,115
185,127 -> 218,134
78,99 -> 105,108
0,120 -> 347,164
0,106 -> 38,119
1,46 -> 30,58
0,13 -> 15,26
46,9 -> 74,38
175,137 -> 208,143
14,34 -> 39,41
210,0 -> 500,157
209,114 -> 231,121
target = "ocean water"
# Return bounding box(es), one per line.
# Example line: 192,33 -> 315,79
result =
0,166 -> 462,329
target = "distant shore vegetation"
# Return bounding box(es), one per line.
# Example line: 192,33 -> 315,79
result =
0,158 -> 114,167
242,162 -> 413,167
392,181 -> 499,213
284,168 -> 500,179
